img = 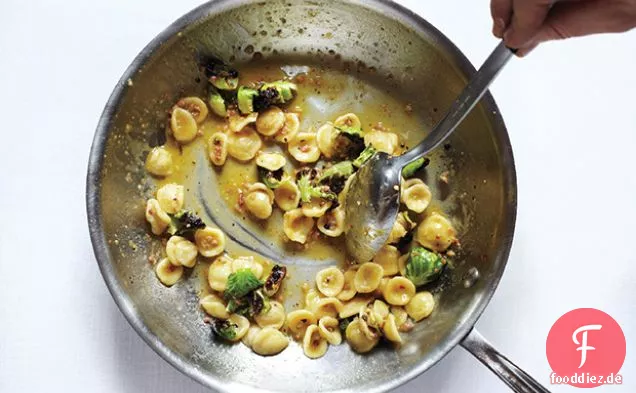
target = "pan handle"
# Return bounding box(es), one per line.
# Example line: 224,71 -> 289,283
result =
461,328 -> 551,393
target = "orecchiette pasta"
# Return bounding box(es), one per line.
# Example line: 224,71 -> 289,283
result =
194,227 -> 226,258
286,309 -> 317,340
227,126 -> 262,161
401,178 -> 432,213
156,183 -> 184,214
176,96 -> 208,124
318,316 -> 342,345
229,112 -> 258,133
208,132 -> 228,166
313,297 -> 343,320
364,130 -> 399,154
304,289 -> 322,311
274,179 -> 301,211
337,174 -> 355,205
256,106 -> 286,136
415,212 -> 457,252
398,254 -> 409,276
166,235 -> 198,268
208,255 -> 233,292
256,152 -> 287,171
232,255 -> 264,279
339,295 -> 373,319
316,123 -> 338,158
405,291 -> 435,321
334,113 -> 361,129
155,258 -> 183,286
382,314 -> 402,343
274,113 -> 300,143
170,107 -> 198,144
390,306 -> 409,330
373,245 -> 400,276
315,267 -> 345,297
353,263 -> 384,293
251,327 -> 290,356
200,293 -> 229,319
255,301 -> 286,329
302,325 -> 328,359
372,300 -> 390,321
382,276 -> 416,306
317,206 -> 346,237
301,198 -> 332,218
226,314 -> 250,342
336,270 -> 357,301
387,212 -> 415,244
145,198 -> 171,235
283,209 -> 315,243
244,183 -> 274,220
288,132 -> 320,163
145,147 -> 173,177
242,325 -> 261,348
345,318 -> 379,353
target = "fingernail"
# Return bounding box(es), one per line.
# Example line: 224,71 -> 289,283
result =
493,18 -> 505,38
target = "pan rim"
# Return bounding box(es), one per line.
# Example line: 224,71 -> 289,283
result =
86,1 -> 517,392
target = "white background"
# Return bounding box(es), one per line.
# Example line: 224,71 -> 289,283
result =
0,0 -> 634,392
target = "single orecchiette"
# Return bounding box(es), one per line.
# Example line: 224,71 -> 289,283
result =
274,113 -> 300,143
317,206 -> 346,237
274,179 -> 301,211
283,209 -> 315,244
302,324 -> 328,359
390,306 -> 410,330
226,314 -> 250,342
345,318 -> 379,353
156,183 -> 184,214
334,113 -> 361,129
288,132 -> 320,163
208,132 -> 228,166
232,255 -> 264,279
251,327 -> 290,356
256,152 -> 287,171
228,112 -> 258,133
145,147 -> 173,177
170,107 -> 198,144
415,212 -> 457,252
176,96 -> 209,124
354,263 -> 384,293
401,178 -> 432,213
155,258 -> 183,286
227,127 -> 262,162
337,175 -> 355,205
242,325 -> 261,348
200,293 -> 229,319
255,301 -> 286,329
382,276 -> 416,306
286,309 -> 317,340
194,227 -> 226,258
382,314 -> 402,343
316,123 -> 338,158
336,270 -> 357,301
339,295 -> 373,319
244,183 -> 275,220
364,130 -> 399,154
256,106 -> 286,136
318,316 -> 342,345
387,212 -> 415,244
313,297 -> 343,320
208,255 -> 233,292
304,288 -> 322,312
145,198 -> 171,235
398,254 -> 409,276
315,267 -> 345,297
373,245 -> 400,276
405,291 -> 435,321
301,198 -> 332,218
166,235 -> 198,268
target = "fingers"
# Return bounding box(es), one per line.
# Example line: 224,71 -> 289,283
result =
491,0 -> 513,38
533,0 -> 636,44
504,0 -> 555,48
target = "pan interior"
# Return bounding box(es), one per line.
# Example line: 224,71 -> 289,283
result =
90,1 -> 516,392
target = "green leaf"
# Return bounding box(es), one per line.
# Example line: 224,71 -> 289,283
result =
402,157 -> 430,178
224,269 -> 262,300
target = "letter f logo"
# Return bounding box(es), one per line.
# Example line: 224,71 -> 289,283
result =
572,324 -> 602,368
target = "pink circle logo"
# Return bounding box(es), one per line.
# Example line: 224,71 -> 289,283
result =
546,308 -> 626,388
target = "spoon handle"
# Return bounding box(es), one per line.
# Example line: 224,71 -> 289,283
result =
397,41 -> 516,167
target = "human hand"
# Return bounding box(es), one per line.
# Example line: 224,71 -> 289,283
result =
491,0 -> 636,56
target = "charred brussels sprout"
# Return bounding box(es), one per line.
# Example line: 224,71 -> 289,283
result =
264,264 -> 287,296
333,126 -> 366,160
402,157 -> 430,178
352,145 -> 377,168
238,86 -> 259,114
210,318 -> 238,340
405,247 -> 446,286
208,89 -> 227,118
167,210 -> 206,237
297,170 -> 337,203
258,167 -> 285,189
204,61 -> 239,91
224,269 -> 263,300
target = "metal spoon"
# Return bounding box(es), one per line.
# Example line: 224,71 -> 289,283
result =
344,41 -> 515,262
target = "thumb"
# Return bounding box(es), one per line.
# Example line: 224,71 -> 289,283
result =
504,0 -> 554,48
533,0 -> 636,43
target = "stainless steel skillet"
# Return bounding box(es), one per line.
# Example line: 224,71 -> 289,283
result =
87,1 -> 549,392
